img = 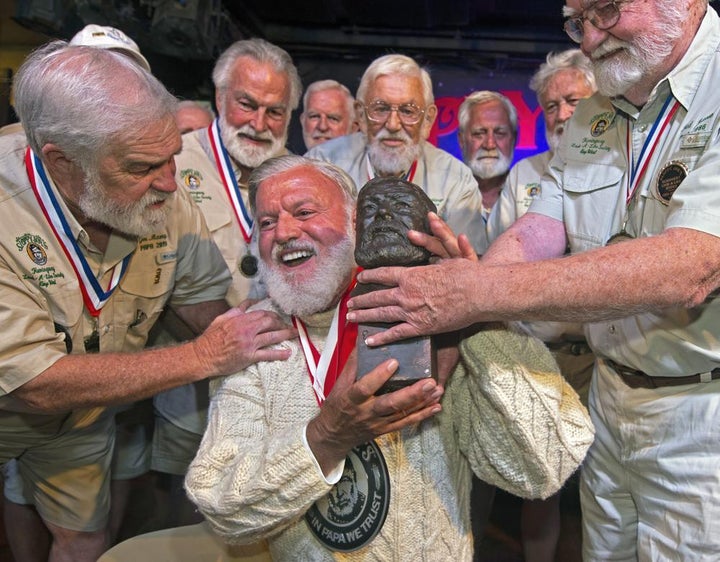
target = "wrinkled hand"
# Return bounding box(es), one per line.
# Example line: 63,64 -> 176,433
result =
433,331 -> 461,389
407,212 -> 479,262
192,303 -> 295,378
347,258 -> 482,346
306,349 -> 444,475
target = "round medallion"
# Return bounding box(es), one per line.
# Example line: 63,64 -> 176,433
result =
305,440 -> 390,552
606,231 -> 635,245
240,254 -> 258,277
655,160 -> 688,205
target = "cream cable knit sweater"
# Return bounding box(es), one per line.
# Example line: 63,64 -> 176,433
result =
186,302 -> 473,561
185,302 -> 594,560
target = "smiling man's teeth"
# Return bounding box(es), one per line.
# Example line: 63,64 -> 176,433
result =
282,250 -> 313,263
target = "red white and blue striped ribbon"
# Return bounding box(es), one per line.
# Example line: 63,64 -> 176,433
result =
207,118 -> 253,243
25,147 -> 131,317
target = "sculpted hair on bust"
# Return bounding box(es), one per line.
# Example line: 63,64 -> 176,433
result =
212,38 -> 302,111
13,40 -> 177,171
356,54 -> 434,107
354,177 -> 437,268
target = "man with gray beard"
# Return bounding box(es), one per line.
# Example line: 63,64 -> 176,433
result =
305,53 -> 487,253
148,38 -> 302,524
347,0 -> 720,558
485,49 -> 596,562
457,91 -> 518,225
185,155 -> 593,560
0,42 -> 294,562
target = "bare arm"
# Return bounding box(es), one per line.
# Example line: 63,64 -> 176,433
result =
347,221 -> 720,345
13,305 -> 296,412
481,212 -> 568,265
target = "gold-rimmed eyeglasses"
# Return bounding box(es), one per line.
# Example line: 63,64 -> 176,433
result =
362,101 -> 425,125
563,0 -> 626,43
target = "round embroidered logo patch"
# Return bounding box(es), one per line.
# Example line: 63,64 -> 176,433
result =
305,440 -> 390,552
655,160 -> 688,205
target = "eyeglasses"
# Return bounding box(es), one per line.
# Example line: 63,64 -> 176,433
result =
563,0 -> 625,43
363,101 -> 425,125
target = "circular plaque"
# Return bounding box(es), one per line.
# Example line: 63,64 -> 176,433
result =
305,440 -> 390,552
240,254 -> 258,277
655,160 -> 688,205
606,231 -> 635,245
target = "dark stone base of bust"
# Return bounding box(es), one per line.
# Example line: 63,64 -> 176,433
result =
355,322 -> 436,395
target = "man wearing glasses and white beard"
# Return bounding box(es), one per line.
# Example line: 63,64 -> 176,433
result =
305,53 -> 488,254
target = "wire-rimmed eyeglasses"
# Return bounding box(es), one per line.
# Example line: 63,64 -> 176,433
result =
563,0 -> 625,43
362,101 -> 426,125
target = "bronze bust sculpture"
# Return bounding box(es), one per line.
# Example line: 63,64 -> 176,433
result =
354,177 -> 437,268
353,177 -> 438,393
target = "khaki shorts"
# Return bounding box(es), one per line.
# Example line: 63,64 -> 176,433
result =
0,408 -> 114,532
151,414 -> 203,475
111,399 -> 154,480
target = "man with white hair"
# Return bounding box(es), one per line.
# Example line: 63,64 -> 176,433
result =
175,100 -> 215,134
457,91 -> 518,223
487,49 -> 596,243
485,49 -> 596,562
306,54 -> 487,253
300,79 -> 357,150
149,38 -> 302,524
184,155 -> 593,560
347,0 -> 720,558
0,41 -> 293,562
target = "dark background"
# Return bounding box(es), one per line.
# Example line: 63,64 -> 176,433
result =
6,0 -> 576,158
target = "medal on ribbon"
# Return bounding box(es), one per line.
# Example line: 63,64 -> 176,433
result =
296,277 -> 391,551
207,119 -> 258,277
607,96 -> 680,246
25,148 -> 132,321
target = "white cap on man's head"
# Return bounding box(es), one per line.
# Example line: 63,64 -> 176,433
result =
69,24 -> 151,72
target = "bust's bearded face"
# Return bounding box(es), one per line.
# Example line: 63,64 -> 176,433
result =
355,180 -> 435,268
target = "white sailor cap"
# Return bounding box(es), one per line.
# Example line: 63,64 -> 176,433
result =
69,24 -> 151,72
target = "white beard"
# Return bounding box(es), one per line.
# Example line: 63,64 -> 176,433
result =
590,8 -> 683,98
79,168 -> 173,238
468,148 -> 512,180
367,128 -> 421,176
546,123 -> 564,153
258,231 -> 356,317
219,114 -> 287,169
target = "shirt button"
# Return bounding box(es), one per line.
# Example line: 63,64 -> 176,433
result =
636,124 -> 647,133
609,325 -> 616,334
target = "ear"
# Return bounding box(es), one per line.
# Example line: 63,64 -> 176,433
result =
354,101 -> 367,135
40,144 -> 82,184
215,89 -> 224,116
420,104 -> 438,140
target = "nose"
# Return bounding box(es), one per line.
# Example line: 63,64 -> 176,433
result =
580,19 -> 608,55
385,108 -> 402,132
317,115 -> 329,131
275,211 -> 300,243
153,158 -> 178,193
482,133 -> 497,150
558,101 -> 574,123
250,107 -> 270,132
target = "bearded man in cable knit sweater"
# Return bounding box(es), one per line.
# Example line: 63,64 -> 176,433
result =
185,155 -> 594,560
185,154 -> 473,560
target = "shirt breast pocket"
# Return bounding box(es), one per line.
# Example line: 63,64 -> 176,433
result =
114,252 -> 178,343
563,162 -> 626,250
